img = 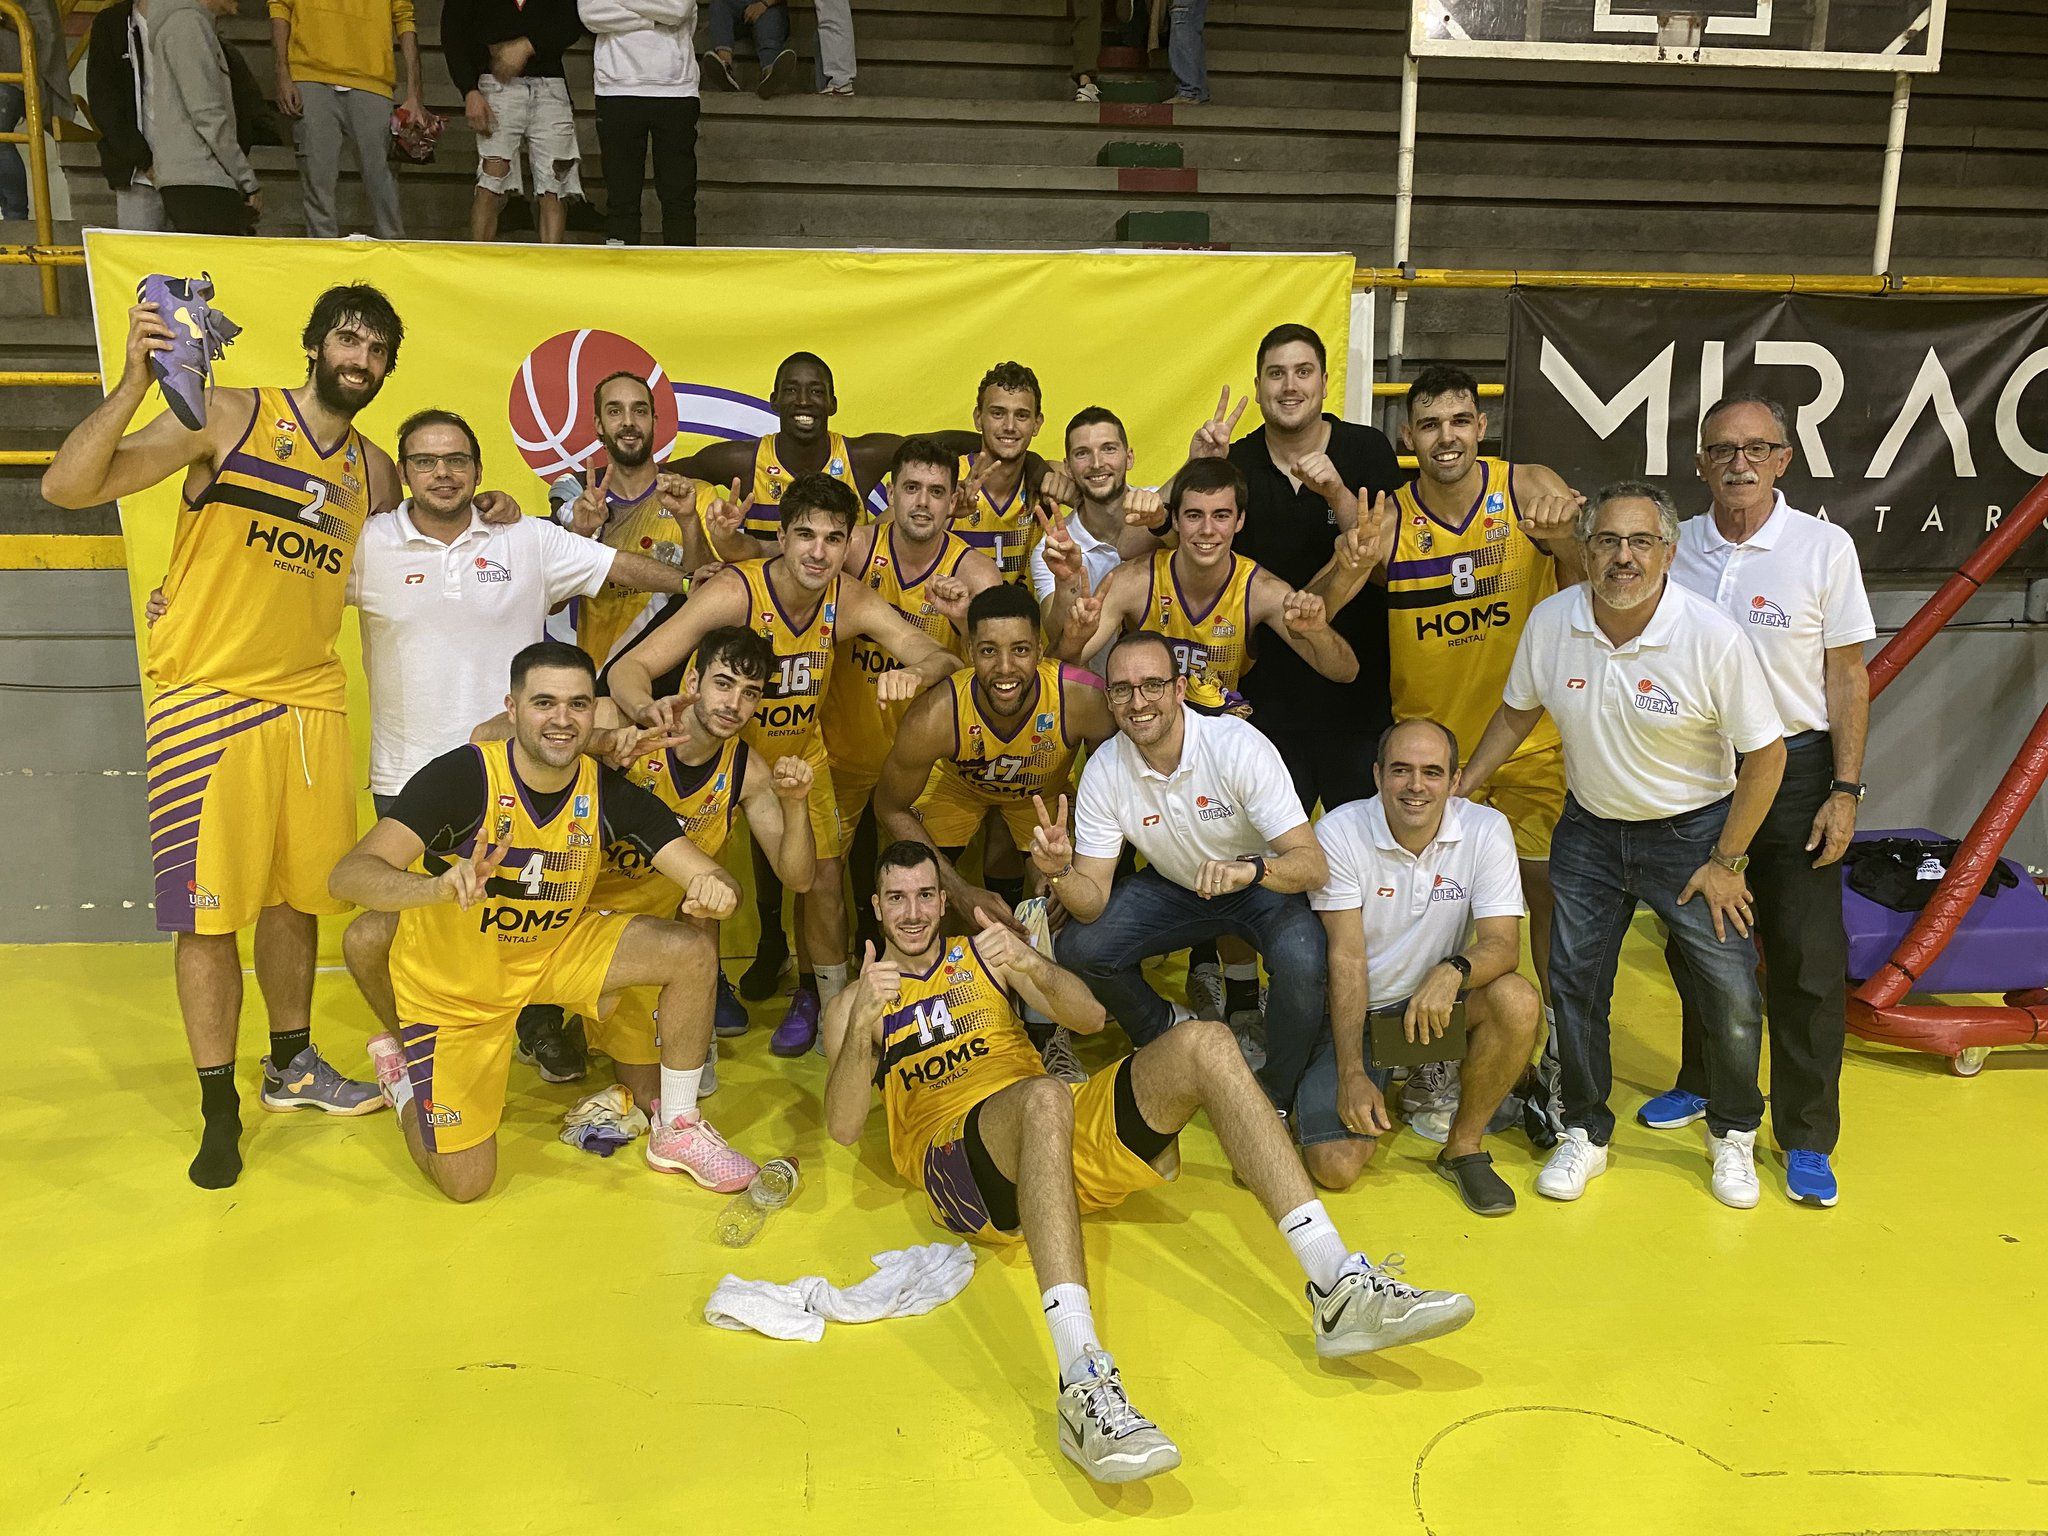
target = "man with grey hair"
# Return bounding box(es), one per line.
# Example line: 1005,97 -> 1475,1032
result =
1643,392 -> 1874,1208
1461,481 -> 1787,1208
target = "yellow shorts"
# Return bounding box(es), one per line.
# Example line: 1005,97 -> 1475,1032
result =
396,909 -> 633,1154
144,687 -> 354,935
918,1059 -> 1171,1242
913,767 -> 1041,853
832,759 -> 882,833
750,734 -> 845,860
1470,743 -> 1566,861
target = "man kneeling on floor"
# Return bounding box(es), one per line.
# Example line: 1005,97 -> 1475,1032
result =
328,641 -> 748,1201
1303,718 -> 1541,1213
821,839 -> 1474,1486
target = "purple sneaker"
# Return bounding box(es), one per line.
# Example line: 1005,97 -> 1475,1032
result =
137,273 -> 241,431
769,987 -> 820,1057
714,970 -> 750,1038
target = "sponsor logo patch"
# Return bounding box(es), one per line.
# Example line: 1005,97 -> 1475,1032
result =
187,880 -> 220,911
474,557 -> 511,584
1633,679 -> 1679,716
1747,595 -> 1791,629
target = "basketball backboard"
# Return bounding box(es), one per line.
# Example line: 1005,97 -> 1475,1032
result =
1408,0 -> 1947,72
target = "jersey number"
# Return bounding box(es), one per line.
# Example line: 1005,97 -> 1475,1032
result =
299,479 -> 329,525
775,654 -> 814,697
982,755 -> 1027,784
1450,556 -> 1477,597
910,997 -> 958,1048
517,853 -> 546,894
1169,639 -> 1209,677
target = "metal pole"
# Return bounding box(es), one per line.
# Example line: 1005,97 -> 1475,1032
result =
1872,71 -> 1912,277
0,0 -> 60,315
1387,51 -> 1421,424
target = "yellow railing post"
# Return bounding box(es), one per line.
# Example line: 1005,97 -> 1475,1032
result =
0,0 -> 61,314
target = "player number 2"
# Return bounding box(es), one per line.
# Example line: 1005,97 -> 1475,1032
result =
1451,556 -> 1477,597
517,853 -> 545,895
299,479 -> 330,525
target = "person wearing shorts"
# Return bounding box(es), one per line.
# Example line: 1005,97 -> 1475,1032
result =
443,0 -> 585,242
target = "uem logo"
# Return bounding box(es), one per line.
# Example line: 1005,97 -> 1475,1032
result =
474,557 -> 511,584
1634,679 -> 1679,716
1747,595 -> 1791,628
1430,875 -> 1467,903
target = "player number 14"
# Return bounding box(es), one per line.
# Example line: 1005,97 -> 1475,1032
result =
911,996 -> 958,1048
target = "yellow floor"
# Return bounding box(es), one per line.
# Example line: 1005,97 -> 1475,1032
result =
3,931 -> 2045,1535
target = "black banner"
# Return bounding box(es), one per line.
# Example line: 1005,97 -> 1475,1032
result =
1503,291 -> 2048,574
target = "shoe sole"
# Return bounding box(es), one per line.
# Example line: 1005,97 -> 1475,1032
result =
1639,1108 -> 1707,1130
759,56 -> 801,97
644,1151 -> 752,1192
770,1032 -> 816,1058
1789,1189 -> 1839,1208
259,1091 -> 386,1116
1315,1294 -> 1476,1358
1712,1185 -> 1761,1210
1432,1162 -> 1515,1217
1058,1424 -> 1182,1483
714,1019 -> 750,1038
1535,1164 -> 1606,1201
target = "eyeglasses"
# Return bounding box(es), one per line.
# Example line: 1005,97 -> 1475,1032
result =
1587,533 -> 1671,556
1701,441 -> 1787,465
403,452 -> 476,474
1106,677 -> 1174,706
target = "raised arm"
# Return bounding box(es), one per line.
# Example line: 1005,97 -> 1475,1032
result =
1026,791 -> 1120,925
1250,569 -> 1357,684
1305,491 -> 1398,614
647,834 -> 744,919
1048,556 -> 1137,667
822,948 -> 893,1145
736,748 -> 819,892
606,568 -> 748,726
1511,464 -> 1587,584
973,912 -> 1107,1034
42,305 -> 231,509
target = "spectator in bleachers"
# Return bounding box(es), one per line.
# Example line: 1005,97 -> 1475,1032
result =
1070,0 -> 1101,102
85,3 -> 165,229
700,0 -> 801,97
444,0 -> 588,243
1166,0 -> 1207,105
269,0 -> 422,239
814,0 -> 856,96
139,0 -> 262,235
2,0 -> 71,221
580,0 -> 700,246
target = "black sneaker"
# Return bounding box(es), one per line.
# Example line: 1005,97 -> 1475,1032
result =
515,1006 -> 588,1084
701,49 -> 741,90
739,932 -> 791,1001
758,48 -> 803,98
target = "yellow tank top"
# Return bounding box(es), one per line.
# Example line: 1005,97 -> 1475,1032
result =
954,452 -> 1033,582
589,735 -> 744,917
932,658 -> 1084,808
1145,550 -> 1257,713
1387,458 -> 1560,758
746,430 -> 862,541
389,743 -> 604,1022
149,386 -> 370,710
880,935 -> 1045,1182
820,522 -> 976,774
734,558 -> 838,755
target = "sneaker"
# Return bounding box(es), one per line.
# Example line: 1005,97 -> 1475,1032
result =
701,1037 -> 720,1098
515,1006 -> 587,1084
1708,1127 -> 1760,1209
739,935 -> 792,1001
137,272 -> 241,432
1638,1087 -> 1708,1130
1520,1049 -> 1566,1149
770,987 -> 820,1057
1074,79 -> 1101,103
259,1046 -> 384,1116
1184,960 -> 1224,1020
1308,1253 -> 1475,1358
1056,1350 -> 1181,1484
1785,1149 -> 1839,1207
714,970 -> 750,1037
758,48 -> 803,98
645,1101 -> 758,1191
701,49 -> 741,90
1401,1059 -> 1460,1121
819,80 -> 855,95
365,1032 -> 407,1110
1040,1027 -> 1087,1085
1169,92 -> 1203,106
1228,1007 -> 1267,1074
1534,1127 -> 1608,1200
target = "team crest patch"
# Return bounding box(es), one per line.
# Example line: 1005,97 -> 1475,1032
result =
575,794 -> 592,818
274,436 -> 295,459
474,557 -> 510,584
829,458 -> 846,477
1633,679 -> 1679,716
948,943 -> 965,963
422,1100 -> 461,1128
494,814 -> 514,840
187,880 -> 220,910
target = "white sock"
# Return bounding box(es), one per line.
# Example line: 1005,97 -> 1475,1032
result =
1223,961 -> 1259,982
815,962 -> 849,1010
1041,1283 -> 1101,1382
659,1065 -> 702,1123
1279,1199 -> 1351,1292
388,1069 -> 416,1115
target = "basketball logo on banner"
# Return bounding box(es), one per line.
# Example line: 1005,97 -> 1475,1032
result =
509,329 -> 681,478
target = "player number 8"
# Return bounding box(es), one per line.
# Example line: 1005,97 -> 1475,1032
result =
1451,555 -> 1477,597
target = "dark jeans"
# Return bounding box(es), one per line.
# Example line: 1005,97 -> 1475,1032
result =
595,95 -> 700,246
1256,718 -> 1382,817
1054,867 -> 1327,1108
161,184 -> 252,235
1666,736 -> 1847,1153
1548,793 -> 1764,1145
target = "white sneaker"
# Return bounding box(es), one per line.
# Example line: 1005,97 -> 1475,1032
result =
1309,1253 -> 1474,1357
1056,1350 -> 1180,1483
1535,1128 -> 1608,1200
1401,1059 -> 1460,1119
1228,1007 -> 1266,1073
1039,1027 -> 1087,1085
1074,80 -> 1101,103
1185,961 -> 1224,1020
1708,1127 -> 1760,1209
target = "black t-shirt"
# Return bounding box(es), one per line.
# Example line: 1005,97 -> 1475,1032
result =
387,744 -> 687,873
1228,415 -> 1404,737
597,591 -> 688,702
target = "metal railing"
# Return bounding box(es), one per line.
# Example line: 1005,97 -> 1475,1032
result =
0,0 -> 59,314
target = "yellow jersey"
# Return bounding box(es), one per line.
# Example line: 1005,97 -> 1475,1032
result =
1387,457 -> 1560,758
734,558 -> 839,755
390,743 -> 604,1022
576,477 -> 724,667
150,386 -> 371,711
746,430 -> 862,541
954,451 -> 1032,582
1145,549 -> 1257,714
589,735 -> 745,917
879,935 -> 1044,1184
932,658 -> 1084,805
820,521 -> 976,775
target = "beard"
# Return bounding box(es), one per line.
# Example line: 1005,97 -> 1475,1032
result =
1596,571 -> 1659,611
312,355 -> 383,416
602,431 -> 652,469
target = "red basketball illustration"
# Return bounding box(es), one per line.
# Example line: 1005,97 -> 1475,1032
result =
508,328 -> 679,479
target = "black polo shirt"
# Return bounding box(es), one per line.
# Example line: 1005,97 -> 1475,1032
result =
1228,414 -> 1404,737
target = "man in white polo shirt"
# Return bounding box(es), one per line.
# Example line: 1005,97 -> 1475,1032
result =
1303,718 -> 1540,1215
1461,480 -> 1786,1209
1645,393 -> 1875,1209
1042,630 -> 1331,1112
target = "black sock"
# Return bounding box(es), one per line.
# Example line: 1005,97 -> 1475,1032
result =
1188,940 -> 1219,970
800,970 -> 818,997
1225,975 -> 1260,1016
269,1027 -> 311,1071
190,1063 -> 243,1189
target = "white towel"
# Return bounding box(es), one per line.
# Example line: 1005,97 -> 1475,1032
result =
704,1243 -> 977,1343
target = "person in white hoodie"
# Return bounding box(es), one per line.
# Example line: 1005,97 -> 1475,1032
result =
579,0 -> 698,246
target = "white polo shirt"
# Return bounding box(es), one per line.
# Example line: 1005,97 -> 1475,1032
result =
1311,795 -> 1524,1007
1029,506 -> 1129,676
351,506 -> 617,794
1504,580 -> 1783,822
1074,706 -> 1309,890
1670,492 -> 1876,737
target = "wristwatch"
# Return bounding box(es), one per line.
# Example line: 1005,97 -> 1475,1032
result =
1241,855 -> 1268,887
1831,779 -> 1867,801
1442,953 -> 1472,987
1710,847 -> 1751,875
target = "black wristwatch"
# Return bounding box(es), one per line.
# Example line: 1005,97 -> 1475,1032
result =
1831,779 -> 1867,802
1443,953 -> 1472,988
1241,855 -> 1268,887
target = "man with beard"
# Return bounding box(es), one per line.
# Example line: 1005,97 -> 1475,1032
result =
1027,407 -> 1163,674
607,474 -> 963,1055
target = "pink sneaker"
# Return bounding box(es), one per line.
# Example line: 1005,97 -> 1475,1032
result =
645,1100 -> 758,1192
366,1033 -> 407,1110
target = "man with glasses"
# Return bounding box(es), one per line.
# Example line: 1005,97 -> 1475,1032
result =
1460,483 -> 1786,1209
1646,394 -> 1875,1208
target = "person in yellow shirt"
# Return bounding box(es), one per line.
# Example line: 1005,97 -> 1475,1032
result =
269,0 -> 423,238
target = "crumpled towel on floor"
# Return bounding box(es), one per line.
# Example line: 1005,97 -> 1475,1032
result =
704,1243 -> 977,1343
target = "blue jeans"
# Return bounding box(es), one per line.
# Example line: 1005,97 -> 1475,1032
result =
1054,867 -> 1326,1108
0,85 -> 28,220
1168,0 -> 1208,100
708,0 -> 791,59
1547,793 -> 1764,1145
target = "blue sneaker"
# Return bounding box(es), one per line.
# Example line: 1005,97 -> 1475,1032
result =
137,272 -> 241,431
713,970 -> 749,1038
1637,1088 -> 1707,1130
1785,1150 -> 1839,1207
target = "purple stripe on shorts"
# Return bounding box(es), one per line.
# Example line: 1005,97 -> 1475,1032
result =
145,703 -> 286,774
146,694 -> 261,752
148,766 -> 218,818
149,798 -> 203,839
152,843 -> 200,933
399,1024 -> 440,1153
922,1135 -> 995,1237
144,686 -> 228,736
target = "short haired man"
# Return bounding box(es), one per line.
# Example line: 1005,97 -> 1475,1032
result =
1304,720 -> 1541,1213
139,0 -> 261,234
822,840 -> 1473,1485
1462,482 -> 1786,1208
955,360 -> 1056,582
444,0 -> 587,243
580,0 -> 701,247
1043,632 -> 1332,1114
1649,393 -> 1875,1207
270,0 -> 423,238
1027,406 -> 1163,673
329,642 -> 748,1201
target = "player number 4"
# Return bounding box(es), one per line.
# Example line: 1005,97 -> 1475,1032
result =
517,852 -> 545,895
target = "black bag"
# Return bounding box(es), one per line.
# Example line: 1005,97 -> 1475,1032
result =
1843,836 -> 2018,913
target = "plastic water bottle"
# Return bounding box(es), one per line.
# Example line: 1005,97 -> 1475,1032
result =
714,1157 -> 800,1247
